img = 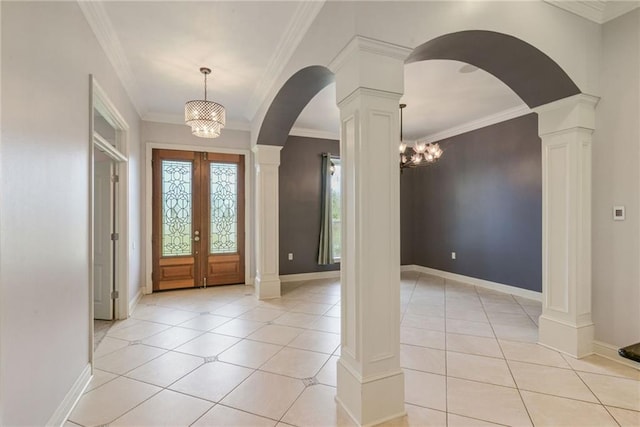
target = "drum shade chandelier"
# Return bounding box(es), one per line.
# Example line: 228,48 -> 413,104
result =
185,67 -> 226,138
399,103 -> 443,170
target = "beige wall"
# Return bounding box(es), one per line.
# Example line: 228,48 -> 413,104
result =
592,9 -> 640,348
0,2 -> 142,424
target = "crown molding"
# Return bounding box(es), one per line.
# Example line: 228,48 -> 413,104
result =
78,1 -> 145,117
142,112 -> 251,132
245,1 -> 326,121
289,126 -> 339,141
544,0 -> 639,24
415,105 -> 532,145
602,1 -> 640,22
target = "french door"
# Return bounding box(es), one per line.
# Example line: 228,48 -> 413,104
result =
152,149 -> 245,291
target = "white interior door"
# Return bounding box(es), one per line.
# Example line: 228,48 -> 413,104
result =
94,158 -> 114,320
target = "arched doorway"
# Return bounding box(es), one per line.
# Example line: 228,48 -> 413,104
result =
252,66 -> 334,299
254,30 -> 597,425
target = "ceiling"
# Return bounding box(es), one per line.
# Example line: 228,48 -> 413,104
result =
294,60 -> 528,141
92,1 -> 530,141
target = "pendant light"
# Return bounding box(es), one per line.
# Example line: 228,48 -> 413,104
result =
185,67 -> 226,138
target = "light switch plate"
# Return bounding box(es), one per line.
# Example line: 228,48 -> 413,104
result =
613,206 -> 625,221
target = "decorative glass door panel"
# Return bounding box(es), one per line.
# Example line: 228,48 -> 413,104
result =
153,149 -> 244,291
204,156 -> 244,286
161,160 -> 193,256
210,162 -> 238,254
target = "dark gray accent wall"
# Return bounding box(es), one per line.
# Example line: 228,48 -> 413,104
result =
407,31 -> 580,108
279,135 -> 340,275
404,114 -> 542,292
257,66 -> 335,146
400,170 -> 414,265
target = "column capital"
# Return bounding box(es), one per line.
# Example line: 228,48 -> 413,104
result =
534,93 -> 600,136
252,144 -> 282,166
329,35 -> 411,104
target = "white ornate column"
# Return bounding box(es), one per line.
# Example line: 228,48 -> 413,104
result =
534,93 -> 599,358
330,36 -> 411,426
253,144 -> 282,299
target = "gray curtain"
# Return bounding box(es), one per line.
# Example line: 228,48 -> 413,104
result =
318,153 -> 334,265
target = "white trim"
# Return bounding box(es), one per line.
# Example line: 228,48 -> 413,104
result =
593,340 -> 640,370
289,126 -> 339,141
92,79 -> 131,322
144,142 -> 253,295
544,0 -> 606,23
246,1 -> 326,120
414,105 -> 531,145
602,2 -> 640,22
129,288 -> 143,315
544,0 -> 639,24
46,364 -> 91,427
78,1 -> 145,117
93,133 -> 127,163
329,35 -> 412,73
280,270 -> 341,283
402,264 -> 542,302
142,112 -> 251,132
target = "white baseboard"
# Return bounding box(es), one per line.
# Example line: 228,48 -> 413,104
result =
593,340 -> 640,370
46,363 -> 91,427
128,287 -> 143,315
280,270 -> 341,283
403,264 -> 542,302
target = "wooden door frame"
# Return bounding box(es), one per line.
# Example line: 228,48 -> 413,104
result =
145,142 -> 253,295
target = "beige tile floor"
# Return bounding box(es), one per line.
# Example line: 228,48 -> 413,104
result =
68,272 -> 640,426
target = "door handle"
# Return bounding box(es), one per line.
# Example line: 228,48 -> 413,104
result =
194,230 -> 200,241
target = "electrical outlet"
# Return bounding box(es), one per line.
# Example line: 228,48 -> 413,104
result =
288,253 -> 294,261
451,252 -> 456,260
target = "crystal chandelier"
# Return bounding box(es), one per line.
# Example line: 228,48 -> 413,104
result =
185,67 -> 226,138
399,104 -> 443,170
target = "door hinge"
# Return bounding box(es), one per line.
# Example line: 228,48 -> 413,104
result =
111,290 -> 119,299
111,174 -> 120,183
111,232 -> 119,241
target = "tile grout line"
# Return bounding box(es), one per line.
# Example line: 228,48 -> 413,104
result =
477,285 -> 536,427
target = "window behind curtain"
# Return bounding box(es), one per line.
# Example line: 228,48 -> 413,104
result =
330,158 -> 341,261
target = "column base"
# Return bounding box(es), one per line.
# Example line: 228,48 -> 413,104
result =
254,275 -> 281,300
336,358 -> 405,427
539,315 -> 594,358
